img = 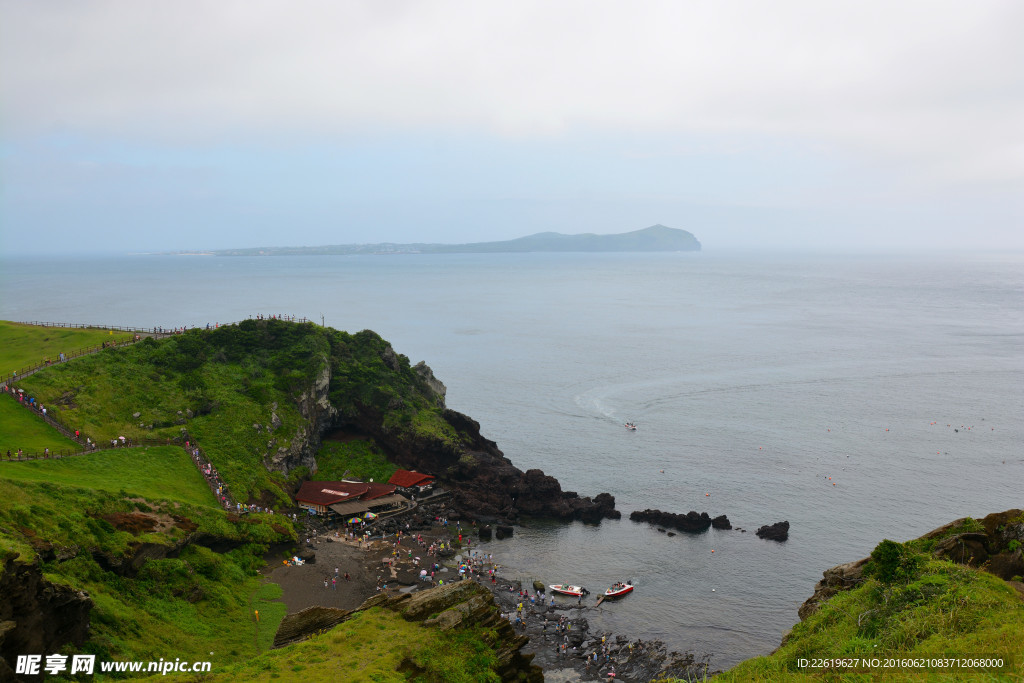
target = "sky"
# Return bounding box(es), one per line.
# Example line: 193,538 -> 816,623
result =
1,0 -> 1022,255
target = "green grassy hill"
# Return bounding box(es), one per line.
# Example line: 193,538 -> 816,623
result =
700,515 -> 1024,682
0,320 -> 133,372
0,396 -> 81,457
0,446 -> 215,507
12,319 -> 454,505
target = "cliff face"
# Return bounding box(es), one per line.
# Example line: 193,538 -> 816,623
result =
0,554 -> 92,682
264,355 -> 335,476
343,402 -> 619,524
272,335 -> 619,524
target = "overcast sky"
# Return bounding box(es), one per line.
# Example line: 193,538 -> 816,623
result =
1,0 -> 1021,255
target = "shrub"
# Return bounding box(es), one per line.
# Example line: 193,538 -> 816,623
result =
865,539 -> 925,584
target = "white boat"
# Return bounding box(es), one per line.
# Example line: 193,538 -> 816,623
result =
549,584 -> 588,597
603,581 -> 634,598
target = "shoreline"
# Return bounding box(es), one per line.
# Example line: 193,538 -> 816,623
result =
264,509 -> 711,681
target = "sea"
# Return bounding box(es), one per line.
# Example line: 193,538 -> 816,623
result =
2,250 -> 1022,669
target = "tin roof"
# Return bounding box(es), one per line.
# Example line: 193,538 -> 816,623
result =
387,470 -> 435,488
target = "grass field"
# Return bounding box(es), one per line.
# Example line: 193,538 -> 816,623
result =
0,320 -> 133,373
199,606 -> 503,683
707,556 -> 1024,683
0,395 -> 82,456
0,445 -> 216,508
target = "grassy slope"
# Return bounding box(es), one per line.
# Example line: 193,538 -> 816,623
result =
0,319 -> 476,678
312,439 -> 397,483
172,606 -> 503,683
0,445 -> 215,508
709,547 -> 1024,682
0,395 -> 81,456
16,320 -> 458,505
0,476 -> 295,667
0,320 -> 133,371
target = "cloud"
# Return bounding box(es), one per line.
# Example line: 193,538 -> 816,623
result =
3,0 -> 1022,187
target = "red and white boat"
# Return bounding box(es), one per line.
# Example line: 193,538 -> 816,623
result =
603,581 -> 634,598
549,584 -> 588,597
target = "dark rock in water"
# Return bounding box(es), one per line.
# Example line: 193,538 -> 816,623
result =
495,525 -> 514,540
711,515 -> 732,530
298,548 -> 317,563
532,580 -> 545,592
657,528 -> 666,533
629,509 -> 714,533
478,525 -> 492,540
666,532 -> 676,537
756,521 -> 790,542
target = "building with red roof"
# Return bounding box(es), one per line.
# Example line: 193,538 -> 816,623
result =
295,481 -> 399,517
387,470 -> 435,492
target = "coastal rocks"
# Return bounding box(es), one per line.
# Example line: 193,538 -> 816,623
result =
347,404 -> 619,524
478,525 -> 492,540
755,521 -> 790,542
797,558 -> 868,621
495,525 -> 514,540
0,554 -> 92,681
931,533 -> 989,566
630,509 -> 728,534
274,605 -> 351,648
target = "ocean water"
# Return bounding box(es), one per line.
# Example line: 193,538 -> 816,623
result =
2,250 -> 1022,668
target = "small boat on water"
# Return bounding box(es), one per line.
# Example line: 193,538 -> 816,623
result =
549,584 -> 588,597
603,581 -> 634,598
625,422 -> 637,430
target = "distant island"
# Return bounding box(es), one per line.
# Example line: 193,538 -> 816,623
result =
183,224 -> 700,256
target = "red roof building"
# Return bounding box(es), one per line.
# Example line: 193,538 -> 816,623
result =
387,470 -> 435,489
295,481 -> 397,515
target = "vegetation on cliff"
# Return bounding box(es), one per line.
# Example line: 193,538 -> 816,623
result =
13,319 -> 454,505
0,320 -> 586,680
709,513 -> 1024,682
189,582 -> 541,683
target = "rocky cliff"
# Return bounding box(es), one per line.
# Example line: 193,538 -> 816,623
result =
0,554 -> 92,682
342,402 -> 619,524
264,332 -> 620,524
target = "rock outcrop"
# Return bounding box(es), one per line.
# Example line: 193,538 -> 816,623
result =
797,557 -> 868,621
264,355 -> 335,477
755,521 -> 790,542
0,554 -> 92,681
339,403 -> 618,524
629,509 -> 729,534
274,581 -> 542,681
